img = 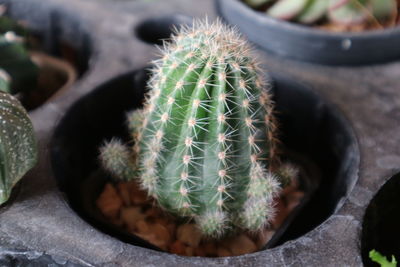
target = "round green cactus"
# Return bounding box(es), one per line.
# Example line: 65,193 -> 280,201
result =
0,76 -> 37,205
100,20 -> 295,238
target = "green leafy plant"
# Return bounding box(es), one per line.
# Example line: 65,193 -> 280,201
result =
244,0 -> 399,31
0,75 -> 37,205
99,20 -> 297,238
370,249 -> 397,267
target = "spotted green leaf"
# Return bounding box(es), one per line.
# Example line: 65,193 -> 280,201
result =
0,91 -> 37,205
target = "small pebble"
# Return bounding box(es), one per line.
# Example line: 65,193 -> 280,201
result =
166,223 -> 176,237
170,240 -> 186,256
194,246 -> 206,257
147,233 -> 168,251
145,207 -> 163,219
96,183 -> 123,218
120,207 -> 145,231
155,217 -> 169,226
98,179 -> 305,257
152,223 -> 171,245
129,182 -> 148,205
117,182 -> 131,206
136,220 -> 150,235
217,247 -> 231,257
136,232 -> 153,243
185,246 -> 194,256
135,222 -> 172,250
110,217 -> 124,227
256,229 -> 275,249
177,224 -> 203,247
202,242 -> 217,256
218,236 -> 234,249
228,234 -> 257,256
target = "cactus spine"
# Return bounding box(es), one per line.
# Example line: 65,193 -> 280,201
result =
100,20 -> 291,238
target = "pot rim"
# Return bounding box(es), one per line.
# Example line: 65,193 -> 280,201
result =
29,51 -> 77,103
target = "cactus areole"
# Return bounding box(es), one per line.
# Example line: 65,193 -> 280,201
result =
100,21 -> 293,238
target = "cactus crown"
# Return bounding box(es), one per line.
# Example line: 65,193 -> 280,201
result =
100,20 -> 295,238
245,0 -> 398,30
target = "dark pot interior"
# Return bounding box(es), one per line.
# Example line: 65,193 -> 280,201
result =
361,173 -> 400,266
51,68 -> 359,252
135,14 -> 193,45
216,0 -> 400,66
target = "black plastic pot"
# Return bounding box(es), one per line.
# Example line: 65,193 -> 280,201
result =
21,51 -> 77,111
135,14 -> 193,45
361,173 -> 400,266
216,0 -> 400,65
51,68 -> 359,253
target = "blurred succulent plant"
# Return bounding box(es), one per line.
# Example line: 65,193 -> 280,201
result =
244,0 -> 399,30
0,75 -> 37,205
0,5 -> 27,36
0,5 -> 39,95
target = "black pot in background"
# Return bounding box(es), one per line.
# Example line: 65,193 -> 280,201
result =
51,68 -> 359,253
21,51 -> 77,111
361,173 -> 400,266
216,0 -> 400,66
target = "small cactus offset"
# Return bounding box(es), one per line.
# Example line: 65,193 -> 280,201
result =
100,20 -> 295,238
0,75 -> 37,205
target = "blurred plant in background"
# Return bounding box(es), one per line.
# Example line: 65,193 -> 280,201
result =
243,0 -> 399,32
